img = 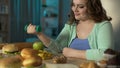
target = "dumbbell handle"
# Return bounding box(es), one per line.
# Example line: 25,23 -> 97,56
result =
24,25 -> 41,32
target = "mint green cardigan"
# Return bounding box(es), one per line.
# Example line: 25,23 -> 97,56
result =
47,21 -> 114,61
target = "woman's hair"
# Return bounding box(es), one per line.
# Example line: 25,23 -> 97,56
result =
68,0 -> 112,24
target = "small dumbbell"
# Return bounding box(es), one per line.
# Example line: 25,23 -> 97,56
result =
24,25 -> 41,32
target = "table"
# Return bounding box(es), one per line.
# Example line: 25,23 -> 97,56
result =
44,58 -> 86,65
0,42 -> 103,68
43,57 -> 91,68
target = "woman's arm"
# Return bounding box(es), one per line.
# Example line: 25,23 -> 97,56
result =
47,24 -> 71,52
86,21 -> 114,60
27,24 -> 51,47
27,24 -> 71,53
63,21 -> 114,60
63,47 -> 86,59
36,33 -> 51,47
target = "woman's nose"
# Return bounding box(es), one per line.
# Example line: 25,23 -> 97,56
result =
74,6 -> 78,12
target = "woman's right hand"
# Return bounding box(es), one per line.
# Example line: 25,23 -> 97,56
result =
27,24 -> 38,34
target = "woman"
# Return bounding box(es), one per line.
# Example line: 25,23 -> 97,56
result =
27,0 -> 114,61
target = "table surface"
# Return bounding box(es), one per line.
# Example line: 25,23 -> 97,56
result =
43,57 -> 92,68
0,42 -> 111,68
44,57 -> 86,65
0,42 -> 96,68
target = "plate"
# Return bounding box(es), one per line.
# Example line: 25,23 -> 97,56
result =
45,63 -> 79,68
21,64 -> 44,68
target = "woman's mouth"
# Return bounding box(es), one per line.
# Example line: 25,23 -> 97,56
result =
74,13 -> 80,16
75,14 -> 80,17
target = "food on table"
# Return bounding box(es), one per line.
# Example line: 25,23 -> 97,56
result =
97,49 -> 120,67
38,50 -> 53,60
20,48 -> 42,67
0,53 -> 3,59
107,53 -> 120,66
52,55 -> 67,64
80,61 -> 100,68
97,49 -> 117,67
2,44 -> 18,54
20,48 -> 38,59
0,55 -> 22,68
104,49 -> 117,55
0,43 -> 8,49
33,42 -> 44,50
103,48 -> 117,60
22,56 -> 42,67
97,60 -> 107,67
2,44 -> 19,55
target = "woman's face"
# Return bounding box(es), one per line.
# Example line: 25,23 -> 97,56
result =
72,0 -> 88,21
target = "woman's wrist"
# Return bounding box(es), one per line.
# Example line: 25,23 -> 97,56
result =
35,32 -> 51,47
71,49 -> 86,59
35,32 -> 42,36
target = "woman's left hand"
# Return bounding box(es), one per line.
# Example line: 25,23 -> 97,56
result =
62,47 -> 78,58
62,47 -> 86,59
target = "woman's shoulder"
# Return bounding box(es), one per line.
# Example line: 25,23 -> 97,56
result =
95,20 -> 112,28
64,21 -> 76,27
63,22 -> 76,31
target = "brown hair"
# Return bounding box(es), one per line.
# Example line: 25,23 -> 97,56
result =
68,0 -> 112,24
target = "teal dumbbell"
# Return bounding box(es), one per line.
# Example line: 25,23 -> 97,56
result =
24,25 -> 41,32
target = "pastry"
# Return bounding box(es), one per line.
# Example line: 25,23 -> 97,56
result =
52,55 -> 67,63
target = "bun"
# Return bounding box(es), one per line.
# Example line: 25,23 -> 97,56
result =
0,55 -> 22,68
2,44 -> 18,54
21,48 -> 38,59
22,56 -> 42,67
21,48 -> 42,67
80,61 -> 100,68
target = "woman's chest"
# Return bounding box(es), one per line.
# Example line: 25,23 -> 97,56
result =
76,24 -> 94,39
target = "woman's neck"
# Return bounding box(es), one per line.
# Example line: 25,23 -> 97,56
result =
78,19 -> 95,24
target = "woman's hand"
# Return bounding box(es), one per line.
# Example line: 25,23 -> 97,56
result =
62,47 -> 78,58
27,24 -> 37,34
62,47 -> 86,59
26,24 -> 50,47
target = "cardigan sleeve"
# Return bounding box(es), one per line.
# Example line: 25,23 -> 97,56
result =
47,24 -> 70,54
86,21 -> 114,61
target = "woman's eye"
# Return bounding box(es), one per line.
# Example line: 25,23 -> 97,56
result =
79,6 -> 84,8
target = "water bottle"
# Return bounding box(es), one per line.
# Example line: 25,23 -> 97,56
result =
24,24 -> 41,32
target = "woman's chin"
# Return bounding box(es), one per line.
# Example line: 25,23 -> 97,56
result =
75,17 -> 80,20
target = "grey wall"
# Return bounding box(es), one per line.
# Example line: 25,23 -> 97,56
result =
101,0 -> 120,51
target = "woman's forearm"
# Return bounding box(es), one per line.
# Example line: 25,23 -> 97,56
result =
74,50 -> 86,59
63,48 -> 86,59
36,32 -> 51,47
